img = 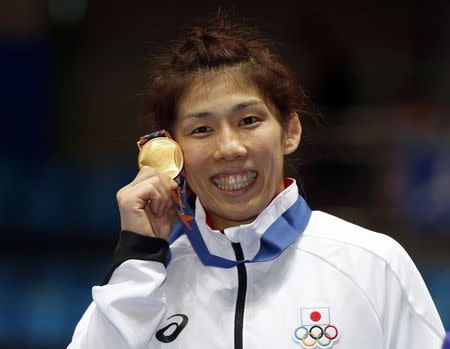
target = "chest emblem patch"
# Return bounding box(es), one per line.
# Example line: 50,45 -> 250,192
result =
292,306 -> 339,348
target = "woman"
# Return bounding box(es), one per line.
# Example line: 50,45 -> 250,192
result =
68,17 -> 445,349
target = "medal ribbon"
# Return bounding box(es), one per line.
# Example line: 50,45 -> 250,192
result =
138,130 -> 312,268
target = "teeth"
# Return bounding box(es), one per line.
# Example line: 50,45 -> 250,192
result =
212,171 -> 257,191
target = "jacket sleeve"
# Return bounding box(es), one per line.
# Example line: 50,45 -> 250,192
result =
67,231 -> 170,349
381,238 -> 445,348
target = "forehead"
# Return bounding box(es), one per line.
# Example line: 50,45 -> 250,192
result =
177,70 -> 267,118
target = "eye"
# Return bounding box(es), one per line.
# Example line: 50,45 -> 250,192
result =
239,116 -> 260,126
192,126 -> 212,134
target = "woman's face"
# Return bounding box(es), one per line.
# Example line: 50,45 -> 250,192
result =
174,72 -> 300,229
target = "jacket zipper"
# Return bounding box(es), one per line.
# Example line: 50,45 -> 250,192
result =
231,242 -> 247,349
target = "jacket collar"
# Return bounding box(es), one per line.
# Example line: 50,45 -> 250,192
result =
194,179 -> 304,262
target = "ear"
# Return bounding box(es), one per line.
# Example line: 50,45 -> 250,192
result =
282,112 -> 302,155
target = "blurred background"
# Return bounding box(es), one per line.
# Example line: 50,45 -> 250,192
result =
1,0 -> 449,348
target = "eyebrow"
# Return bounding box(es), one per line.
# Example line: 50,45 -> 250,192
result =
183,99 -> 263,120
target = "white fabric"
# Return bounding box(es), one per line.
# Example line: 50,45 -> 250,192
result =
68,181 -> 445,349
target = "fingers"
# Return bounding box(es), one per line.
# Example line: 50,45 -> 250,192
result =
136,178 -> 170,216
119,179 -> 168,216
117,166 -> 178,218
132,166 -> 178,190
116,166 -> 180,238
132,165 -> 158,183
143,204 -> 178,240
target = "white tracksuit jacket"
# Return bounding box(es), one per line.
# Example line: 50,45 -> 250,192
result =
68,180 -> 445,349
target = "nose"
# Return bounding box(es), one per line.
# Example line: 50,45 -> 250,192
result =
212,126 -> 247,161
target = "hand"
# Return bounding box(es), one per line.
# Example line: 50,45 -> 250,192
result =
116,166 -> 179,240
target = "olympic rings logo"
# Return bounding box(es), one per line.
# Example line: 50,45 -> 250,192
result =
292,324 -> 339,348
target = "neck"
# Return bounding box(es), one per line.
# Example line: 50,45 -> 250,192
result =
206,212 -> 259,231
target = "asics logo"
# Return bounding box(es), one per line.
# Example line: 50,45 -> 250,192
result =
155,314 -> 188,343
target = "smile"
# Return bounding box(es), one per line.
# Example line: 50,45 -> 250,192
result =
211,171 -> 258,191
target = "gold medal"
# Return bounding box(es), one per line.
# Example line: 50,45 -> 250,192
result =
137,137 -> 184,179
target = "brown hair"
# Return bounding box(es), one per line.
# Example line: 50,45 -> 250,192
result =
141,15 -> 313,135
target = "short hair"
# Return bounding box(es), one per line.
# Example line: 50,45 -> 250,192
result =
141,15 -> 314,135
